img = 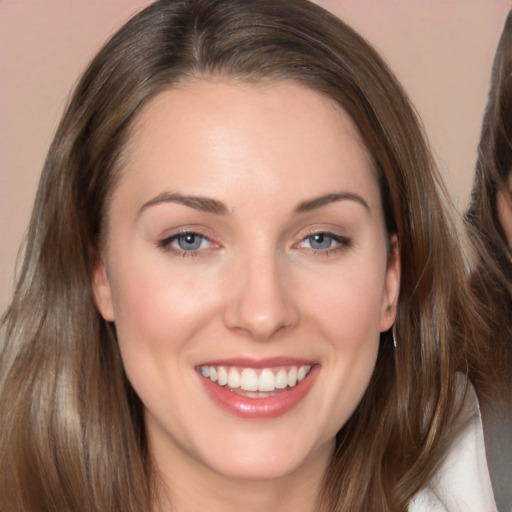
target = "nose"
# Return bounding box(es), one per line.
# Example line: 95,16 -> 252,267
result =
223,252 -> 300,341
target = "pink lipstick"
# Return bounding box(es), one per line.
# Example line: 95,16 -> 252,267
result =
197,358 -> 319,419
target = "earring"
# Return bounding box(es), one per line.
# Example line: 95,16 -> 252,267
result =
392,325 -> 397,348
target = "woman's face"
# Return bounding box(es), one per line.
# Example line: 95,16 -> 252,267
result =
93,80 -> 400,483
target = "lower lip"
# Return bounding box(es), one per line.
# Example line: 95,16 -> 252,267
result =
199,365 -> 319,419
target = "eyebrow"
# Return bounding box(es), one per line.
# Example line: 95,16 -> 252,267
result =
138,191 -> 369,217
295,192 -> 370,213
138,192 -> 229,216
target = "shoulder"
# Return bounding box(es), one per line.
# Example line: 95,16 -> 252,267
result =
409,378 -> 498,512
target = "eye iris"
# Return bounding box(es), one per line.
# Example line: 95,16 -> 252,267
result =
309,233 -> 332,249
177,234 -> 202,250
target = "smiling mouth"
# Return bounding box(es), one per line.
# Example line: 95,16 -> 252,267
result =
199,364 -> 312,395
197,362 -> 318,418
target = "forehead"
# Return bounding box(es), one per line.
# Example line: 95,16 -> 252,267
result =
112,79 -> 379,214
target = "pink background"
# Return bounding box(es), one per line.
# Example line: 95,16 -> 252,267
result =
1,0 -> 510,313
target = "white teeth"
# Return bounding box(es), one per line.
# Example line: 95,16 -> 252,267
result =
297,365 -> 308,382
275,369 -> 288,389
217,366 -> 228,386
200,364 -> 312,392
258,368 -> 275,392
287,366 -> 297,387
227,368 -> 240,388
240,368 -> 258,391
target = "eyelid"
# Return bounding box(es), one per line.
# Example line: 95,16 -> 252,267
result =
293,224 -> 350,242
297,232 -> 350,247
156,224 -> 217,245
158,228 -> 221,256
292,227 -> 352,254
159,230 -> 208,246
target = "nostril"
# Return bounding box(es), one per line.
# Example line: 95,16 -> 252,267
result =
223,292 -> 299,341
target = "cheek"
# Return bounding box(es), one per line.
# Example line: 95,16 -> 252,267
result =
295,259 -> 386,422
302,259 -> 387,341
106,259 -> 229,431
107,258 -> 224,374
316,268 -> 383,371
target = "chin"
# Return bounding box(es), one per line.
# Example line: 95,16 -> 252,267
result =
204,454 -> 308,481
196,430 -> 334,482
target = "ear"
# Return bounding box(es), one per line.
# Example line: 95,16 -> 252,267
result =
380,234 -> 400,332
92,258 -> 115,322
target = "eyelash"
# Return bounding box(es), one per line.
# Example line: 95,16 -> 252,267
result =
157,231 -> 352,258
295,232 -> 352,257
158,231 -> 216,257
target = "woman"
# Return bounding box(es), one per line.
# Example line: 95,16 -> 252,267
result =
466,10 -> 512,512
0,1 -> 493,510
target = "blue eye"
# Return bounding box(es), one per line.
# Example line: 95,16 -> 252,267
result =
159,232 -> 212,253
308,233 -> 334,250
298,232 -> 351,253
175,233 -> 204,251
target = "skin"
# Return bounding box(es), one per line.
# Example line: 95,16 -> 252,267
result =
497,173 -> 512,250
93,80 -> 400,512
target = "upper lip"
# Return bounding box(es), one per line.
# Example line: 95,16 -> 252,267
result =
196,356 -> 317,369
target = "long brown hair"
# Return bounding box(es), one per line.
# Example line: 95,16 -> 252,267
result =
0,1 -> 475,510
465,10 -> 512,393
